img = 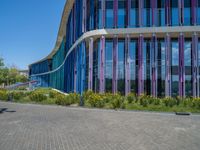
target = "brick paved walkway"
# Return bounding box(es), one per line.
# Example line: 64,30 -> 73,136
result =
0,101 -> 200,150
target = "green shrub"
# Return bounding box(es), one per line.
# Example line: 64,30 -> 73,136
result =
86,92 -> 103,107
29,91 -> 47,102
191,98 -> 200,109
153,98 -> 161,105
49,90 -> 61,98
0,90 -> 8,101
110,93 -> 124,109
10,91 -> 25,100
69,93 -> 80,104
138,94 -> 148,107
16,86 -> 27,90
126,93 -> 136,103
163,97 -> 177,107
55,95 -> 72,106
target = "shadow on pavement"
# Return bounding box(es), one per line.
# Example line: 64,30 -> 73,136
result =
0,108 -> 16,114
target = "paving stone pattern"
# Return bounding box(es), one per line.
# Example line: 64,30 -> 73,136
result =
0,101 -> 200,150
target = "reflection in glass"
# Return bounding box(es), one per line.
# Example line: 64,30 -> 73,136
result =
171,40 -> 179,97
105,39 -> 113,92
130,39 -> 138,93
184,39 -> 192,96
93,39 -> 100,92
157,39 -> 165,97
118,40 -> 125,94
143,39 -> 151,95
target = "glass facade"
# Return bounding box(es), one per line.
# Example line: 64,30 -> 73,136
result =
30,0 -> 199,97
171,0 -> 179,26
118,39 -> 125,94
183,0 -> 191,25
157,39 -> 165,97
118,0 -> 126,28
130,39 -> 138,93
106,0 -> 114,28
171,40 -> 179,97
143,39 -> 151,95
130,0 -> 138,27
105,39 -> 113,92
184,39 -> 192,96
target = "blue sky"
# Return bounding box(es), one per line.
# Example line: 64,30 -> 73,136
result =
0,0 -> 66,69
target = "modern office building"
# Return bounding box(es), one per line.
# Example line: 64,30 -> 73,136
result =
29,0 -> 200,97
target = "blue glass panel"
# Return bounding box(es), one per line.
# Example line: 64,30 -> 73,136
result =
106,0 -> 114,28
118,0 -> 126,28
171,0 -> 179,26
184,0 -> 191,25
130,0 -> 138,27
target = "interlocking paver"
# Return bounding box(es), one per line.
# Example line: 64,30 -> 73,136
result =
0,101 -> 200,150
